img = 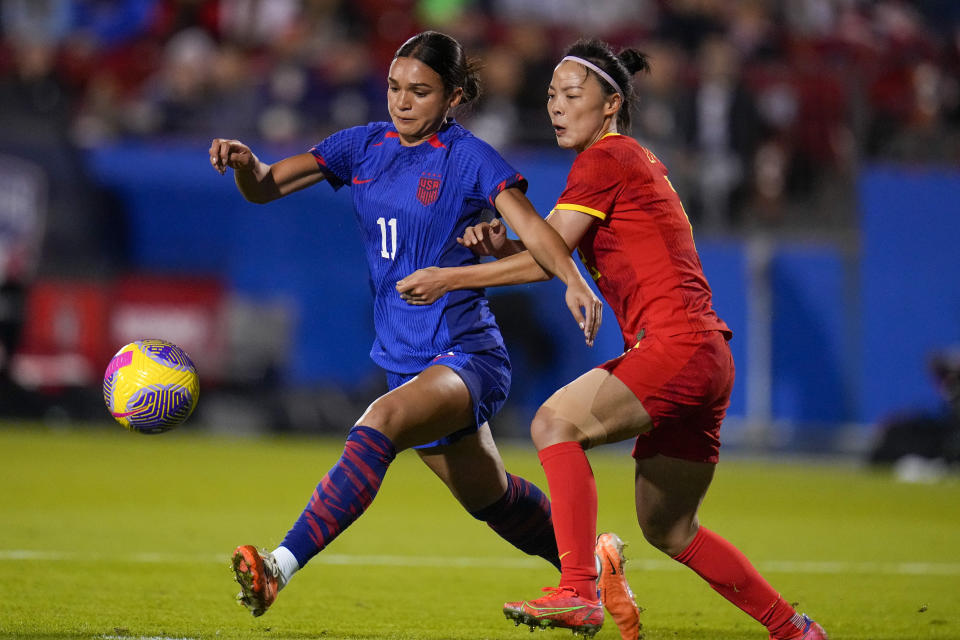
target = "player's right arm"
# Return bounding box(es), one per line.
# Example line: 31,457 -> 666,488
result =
209,138 -> 326,204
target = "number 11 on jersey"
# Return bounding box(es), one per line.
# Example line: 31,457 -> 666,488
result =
377,217 -> 397,260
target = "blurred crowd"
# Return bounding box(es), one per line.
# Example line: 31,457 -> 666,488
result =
1,0 -> 959,231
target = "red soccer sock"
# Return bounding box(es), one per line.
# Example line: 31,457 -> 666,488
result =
538,441 -> 598,600
673,526 -> 805,639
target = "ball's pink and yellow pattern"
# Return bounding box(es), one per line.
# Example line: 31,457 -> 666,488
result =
103,339 -> 200,434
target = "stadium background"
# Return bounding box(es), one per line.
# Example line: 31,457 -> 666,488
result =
0,0 -> 958,464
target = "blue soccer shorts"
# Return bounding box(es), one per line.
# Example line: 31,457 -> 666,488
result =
385,345 -> 512,449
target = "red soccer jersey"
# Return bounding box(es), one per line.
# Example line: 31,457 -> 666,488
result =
553,134 -> 731,350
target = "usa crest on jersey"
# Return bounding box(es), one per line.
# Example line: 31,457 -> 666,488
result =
417,172 -> 442,205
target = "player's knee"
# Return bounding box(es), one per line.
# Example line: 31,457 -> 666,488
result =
530,406 -> 587,450
638,523 -> 671,554
637,515 -> 697,557
356,397 -> 407,441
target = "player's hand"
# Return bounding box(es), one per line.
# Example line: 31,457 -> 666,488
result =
457,218 -> 509,257
397,267 -> 449,305
209,138 -> 256,175
565,279 -> 603,347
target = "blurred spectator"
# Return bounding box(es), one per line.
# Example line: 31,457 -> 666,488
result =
632,40 -> 692,199
678,35 -> 761,229
217,0 -> 301,46
869,348 -> 960,467
657,0 -> 727,55
205,42 -> 262,138
461,42 -> 524,149
0,153 -> 44,383
502,23 -> 560,147
864,2 -> 943,156
876,60 -> 960,165
139,26 -> 219,136
305,34 -> 382,139
726,0 -> 779,61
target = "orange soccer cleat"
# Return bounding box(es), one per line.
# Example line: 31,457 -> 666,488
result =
231,545 -> 280,617
595,532 -> 643,640
504,586 -> 604,637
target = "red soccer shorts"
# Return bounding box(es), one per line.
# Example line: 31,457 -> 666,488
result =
598,330 -> 735,464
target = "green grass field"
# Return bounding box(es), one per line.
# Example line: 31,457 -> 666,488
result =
1,422 -> 959,640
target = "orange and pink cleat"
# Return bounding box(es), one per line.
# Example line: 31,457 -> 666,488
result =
231,545 -> 280,617
504,586 -> 604,637
595,532 -> 643,640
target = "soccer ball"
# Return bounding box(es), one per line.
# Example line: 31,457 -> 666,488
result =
103,339 -> 200,434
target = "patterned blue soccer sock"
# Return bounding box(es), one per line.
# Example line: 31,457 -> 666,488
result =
280,425 -> 396,567
470,472 -> 560,570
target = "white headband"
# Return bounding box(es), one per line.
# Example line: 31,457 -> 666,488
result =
559,55 -> 623,98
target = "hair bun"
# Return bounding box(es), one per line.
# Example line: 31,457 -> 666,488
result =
618,49 -> 651,75
461,56 -> 482,104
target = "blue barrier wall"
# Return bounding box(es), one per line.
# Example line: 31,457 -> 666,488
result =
859,167 -> 960,423
772,245 -> 854,423
698,241 -> 749,419
87,144 -> 960,430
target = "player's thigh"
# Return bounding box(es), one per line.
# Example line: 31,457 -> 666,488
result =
416,423 -> 508,511
532,368 -> 653,450
633,454 -> 715,555
356,364 -> 474,451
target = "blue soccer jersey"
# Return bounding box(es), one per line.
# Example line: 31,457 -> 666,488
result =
310,119 -> 526,374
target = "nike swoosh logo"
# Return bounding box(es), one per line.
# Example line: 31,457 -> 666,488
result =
559,551 -> 571,561
352,177 -> 375,184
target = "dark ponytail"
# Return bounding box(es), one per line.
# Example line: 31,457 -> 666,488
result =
395,31 -> 482,105
562,39 -> 650,132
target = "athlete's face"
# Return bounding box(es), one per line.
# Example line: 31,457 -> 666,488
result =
548,60 -> 621,153
387,57 -> 462,146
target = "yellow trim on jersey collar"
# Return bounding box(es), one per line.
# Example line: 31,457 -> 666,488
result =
553,134 -> 621,220
552,203 -> 607,220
